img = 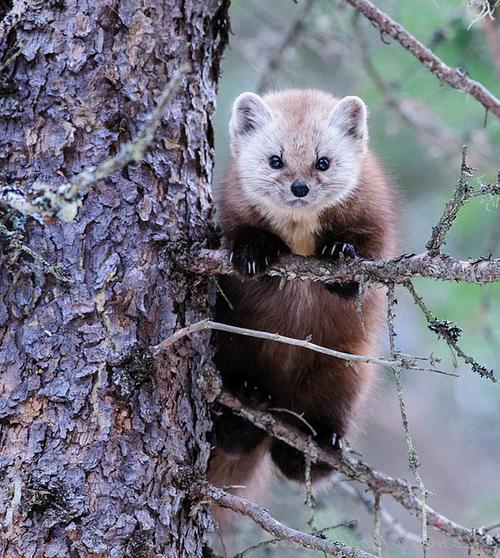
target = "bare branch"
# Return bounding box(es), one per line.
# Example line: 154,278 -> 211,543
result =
468,180 -> 500,198
341,0 -> 500,117
216,391 -> 500,556
304,453 -> 319,534
405,281 -> 496,381
230,537 -> 280,558
468,0 -> 500,28
256,0 -> 315,92
386,285 -> 428,554
151,318 -> 453,375
192,249 -> 500,285
180,471 -> 378,558
338,483 -> 421,546
426,147 -> 474,254
353,17 -> 494,162
227,520 -> 359,558
372,492 -> 382,557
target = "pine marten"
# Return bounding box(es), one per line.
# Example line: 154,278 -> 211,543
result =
209,89 -> 397,499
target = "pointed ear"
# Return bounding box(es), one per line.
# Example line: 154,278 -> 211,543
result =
327,96 -> 368,142
229,92 -> 272,140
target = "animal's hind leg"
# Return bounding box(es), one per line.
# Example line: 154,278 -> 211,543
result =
212,406 -> 268,457
269,414 -> 346,482
212,365 -> 272,457
270,437 -> 337,482
208,437 -> 272,545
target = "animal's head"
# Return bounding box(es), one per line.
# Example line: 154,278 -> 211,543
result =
229,89 -> 368,217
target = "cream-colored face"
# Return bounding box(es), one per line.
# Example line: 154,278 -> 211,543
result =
229,90 -> 369,219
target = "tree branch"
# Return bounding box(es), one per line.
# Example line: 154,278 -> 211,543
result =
338,483 -> 421,546
256,0 -> 315,92
192,249 -> 500,285
353,15 -> 494,162
151,318 -> 452,376
216,391 -> 500,556
426,147 -> 474,254
341,0 -> 500,117
386,285 -> 428,553
179,470 -> 378,558
405,281 -> 496,381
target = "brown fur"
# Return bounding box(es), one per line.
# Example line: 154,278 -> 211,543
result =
208,89 -> 397,520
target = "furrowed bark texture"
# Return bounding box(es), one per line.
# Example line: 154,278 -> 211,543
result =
0,1 -> 228,557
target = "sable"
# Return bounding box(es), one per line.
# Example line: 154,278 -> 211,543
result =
209,89 -> 397,511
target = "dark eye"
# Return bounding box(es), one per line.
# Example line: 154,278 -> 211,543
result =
315,158 -> 330,171
269,155 -> 284,170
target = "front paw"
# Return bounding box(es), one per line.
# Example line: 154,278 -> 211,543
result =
318,240 -> 358,261
317,240 -> 358,297
230,227 -> 289,275
330,432 -> 345,451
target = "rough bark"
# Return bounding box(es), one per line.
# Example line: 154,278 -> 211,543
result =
0,1 -> 229,557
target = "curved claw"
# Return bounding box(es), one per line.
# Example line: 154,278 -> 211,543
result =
331,432 -> 344,450
318,240 -> 358,262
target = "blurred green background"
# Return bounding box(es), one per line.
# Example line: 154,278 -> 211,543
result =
212,1 -> 499,556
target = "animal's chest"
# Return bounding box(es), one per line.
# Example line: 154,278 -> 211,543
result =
287,229 -> 317,256
275,217 -> 320,257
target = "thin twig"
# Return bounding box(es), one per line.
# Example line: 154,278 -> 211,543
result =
342,0 -> 500,117
151,318 -> 454,376
468,180 -> 500,198
426,146 -> 473,254
353,17 -> 492,161
392,366 -> 429,558
468,0 -> 500,29
387,285 -> 428,557
338,483 -> 421,545
372,492 -> 382,557
230,519 -> 361,558
304,453 -> 319,535
405,281 -> 496,382
269,408 -> 317,437
231,538 -> 280,558
216,391 -> 500,556
256,0 -> 315,92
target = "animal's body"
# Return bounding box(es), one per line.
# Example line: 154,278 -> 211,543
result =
209,89 -> 397,498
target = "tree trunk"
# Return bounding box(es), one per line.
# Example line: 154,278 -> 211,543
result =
0,1 -> 229,556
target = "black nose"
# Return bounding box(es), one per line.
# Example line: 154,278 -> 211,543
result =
291,180 -> 310,198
